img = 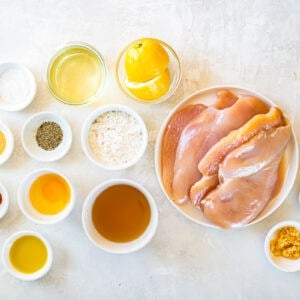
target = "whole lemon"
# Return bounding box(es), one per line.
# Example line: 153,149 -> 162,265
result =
125,39 -> 169,82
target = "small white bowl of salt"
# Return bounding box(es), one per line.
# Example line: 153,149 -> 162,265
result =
81,104 -> 148,170
0,62 -> 36,111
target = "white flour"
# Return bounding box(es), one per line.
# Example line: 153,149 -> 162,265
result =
0,65 -> 30,108
88,110 -> 144,166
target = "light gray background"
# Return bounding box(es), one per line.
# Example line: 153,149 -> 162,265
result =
0,0 -> 300,299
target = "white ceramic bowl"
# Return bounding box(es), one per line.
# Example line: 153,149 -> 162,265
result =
82,179 -> 158,254
81,104 -> 148,170
155,85 -> 298,229
18,168 -> 74,224
22,111 -> 72,162
0,121 -> 14,165
2,230 -> 53,280
0,181 -> 9,219
0,62 -> 36,111
264,221 -> 300,272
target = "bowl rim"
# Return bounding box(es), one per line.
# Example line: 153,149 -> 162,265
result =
0,120 -> 14,165
264,220 -> 300,272
82,178 -> 159,254
81,104 -> 148,170
2,230 -> 53,281
21,111 -> 72,162
17,168 -> 75,224
154,85 -> 299,229
46,41 -> 107,106
0,62 -> 36,112
115,37 -> 182,104
0,181 -> 9,219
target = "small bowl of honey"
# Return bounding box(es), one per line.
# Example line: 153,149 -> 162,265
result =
18,168 -> 75,224
82,179 -> 158,254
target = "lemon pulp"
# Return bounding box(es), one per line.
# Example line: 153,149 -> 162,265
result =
9,235 -> 48,274
48,46 -> 103,104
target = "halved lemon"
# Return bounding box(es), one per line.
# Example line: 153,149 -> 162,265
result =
125,69 -> 171,101
125,39 -> 170,82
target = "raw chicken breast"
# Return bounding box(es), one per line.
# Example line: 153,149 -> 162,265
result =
172,95 -> 269,203
190,107 -> 283,205
200,123 -> 291,229
161,104 -> 206,196
161,89 -> 237,199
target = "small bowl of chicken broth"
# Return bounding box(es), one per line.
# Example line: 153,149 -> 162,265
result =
82,179 -> 158,254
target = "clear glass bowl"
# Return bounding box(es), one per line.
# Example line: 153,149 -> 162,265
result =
46,42 -> 107,106
116,38 -> 181,104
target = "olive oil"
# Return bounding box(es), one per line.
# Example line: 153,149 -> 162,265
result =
9,235 -> 48,274
92,184 -> 151,243
48,44 -> 103,104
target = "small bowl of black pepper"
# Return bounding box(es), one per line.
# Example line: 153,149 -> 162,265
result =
22,112 -> 72,162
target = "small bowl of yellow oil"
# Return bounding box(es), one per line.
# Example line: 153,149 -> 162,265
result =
2,231 -> 53,281
47,42 -> 106,106
18,168 -> 75,224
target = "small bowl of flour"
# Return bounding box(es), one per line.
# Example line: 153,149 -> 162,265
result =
82,104 -> 148,170
0,62 -> 36,111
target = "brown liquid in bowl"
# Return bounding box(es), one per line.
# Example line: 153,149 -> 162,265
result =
92,184 -> 151,243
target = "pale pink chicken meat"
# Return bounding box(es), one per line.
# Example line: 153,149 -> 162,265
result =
161,104 -> 207,197
161,89 -> 238,199
172,95 -> 269,203
199,123 -> 291,229
190,107 -> 283,206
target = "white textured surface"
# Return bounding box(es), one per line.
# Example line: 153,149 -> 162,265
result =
0,0 -> 300,299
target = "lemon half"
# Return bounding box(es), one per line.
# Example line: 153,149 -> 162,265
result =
125,69 -> 171,101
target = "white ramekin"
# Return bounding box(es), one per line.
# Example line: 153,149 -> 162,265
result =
22,111 -> 72,162
2,230 -> 53,281
18,168 -> 75,224
0,181 -> 9,219
0,62 -> 36,111
264,220 -> 300,272
0,121 -> 14,165
81,104 -> 148,170
82,179 -> 158,254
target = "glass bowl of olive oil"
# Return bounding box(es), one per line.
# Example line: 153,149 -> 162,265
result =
47,42 -> 106,106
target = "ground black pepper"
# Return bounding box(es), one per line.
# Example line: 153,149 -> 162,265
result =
36,121 -> 63,151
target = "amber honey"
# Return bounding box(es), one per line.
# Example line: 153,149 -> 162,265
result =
92,184 -> 151,243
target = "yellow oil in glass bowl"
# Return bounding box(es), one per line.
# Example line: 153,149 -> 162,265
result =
47,43 -> 106,105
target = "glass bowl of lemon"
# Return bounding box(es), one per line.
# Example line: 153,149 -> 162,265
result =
116,38 -> 181,104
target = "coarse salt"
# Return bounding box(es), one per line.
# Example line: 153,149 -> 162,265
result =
0,65 -> 31,109
88,110 -> 144,166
